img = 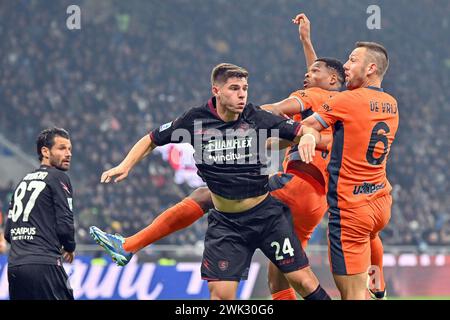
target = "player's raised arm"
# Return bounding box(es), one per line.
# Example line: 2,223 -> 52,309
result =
293,13 -> 318,69
101,134 -> 157,183
101,108 -> 194,184
261,97 -> 308,151
261,97 -> 303,118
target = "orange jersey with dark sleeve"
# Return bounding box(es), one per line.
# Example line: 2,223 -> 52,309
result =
282,87 -> 338,186
313,87 -> 399,209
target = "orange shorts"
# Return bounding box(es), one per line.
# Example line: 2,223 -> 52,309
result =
328,194 -> 392,275
269,171 -> 327,249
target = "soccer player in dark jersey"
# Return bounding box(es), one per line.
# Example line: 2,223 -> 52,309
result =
4,128 -> 75,300
91,63 -> 330,300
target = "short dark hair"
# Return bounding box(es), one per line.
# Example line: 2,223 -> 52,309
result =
211,63 -> 248,86
315,57 -> 346,86
36,127 -> 70,161
355,41 -> 389,77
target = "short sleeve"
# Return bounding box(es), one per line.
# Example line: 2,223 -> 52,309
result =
150,109 -> 194,146
313,92 -> 351,128
289,89 -> 321,113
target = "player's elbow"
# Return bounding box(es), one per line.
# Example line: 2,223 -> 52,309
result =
144,134 -> 158,153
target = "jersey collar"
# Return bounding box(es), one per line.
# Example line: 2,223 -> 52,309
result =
207,97 -> 221,119
367,86 -> 384,92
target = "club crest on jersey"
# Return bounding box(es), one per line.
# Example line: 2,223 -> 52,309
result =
159,122 -> 173,132
60,181 -> 71,194
322,104 -> 332,112
218,260 -> 229,271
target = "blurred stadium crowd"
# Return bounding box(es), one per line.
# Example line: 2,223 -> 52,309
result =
0,0 -> 449,248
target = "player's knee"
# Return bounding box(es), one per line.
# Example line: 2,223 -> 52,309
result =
210,292 -> 235,300
285,267 -> 319,295
189,187 -> 213,212
297,271 -> 319,292
209,284 -> 236,300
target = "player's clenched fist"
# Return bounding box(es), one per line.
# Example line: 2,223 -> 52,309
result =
298,133 -> 316,164
100,165 -> 129,183
292,13 -> 311,42
62,250 -> 75,264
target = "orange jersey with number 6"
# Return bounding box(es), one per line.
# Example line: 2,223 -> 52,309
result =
313,87 -> 399,209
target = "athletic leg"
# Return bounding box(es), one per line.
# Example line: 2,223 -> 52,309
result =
208,281 -> 239,300
123,187 -> 212,252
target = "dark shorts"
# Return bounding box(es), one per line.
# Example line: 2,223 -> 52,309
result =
201,195 -> 309,281
8,264 -> 74,300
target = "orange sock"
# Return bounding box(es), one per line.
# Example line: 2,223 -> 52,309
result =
370,236 -> 386,292
123,198 -> 205,253
271,288 -> 297,300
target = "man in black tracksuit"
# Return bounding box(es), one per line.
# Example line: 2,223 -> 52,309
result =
5,127 -> 75,300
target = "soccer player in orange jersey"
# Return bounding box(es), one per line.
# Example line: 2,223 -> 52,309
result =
298,41 -> 399,300
262,68 -> 340,300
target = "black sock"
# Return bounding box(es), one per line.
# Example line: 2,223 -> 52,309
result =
370,289 -> 386,299
303,285 -> 331,300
